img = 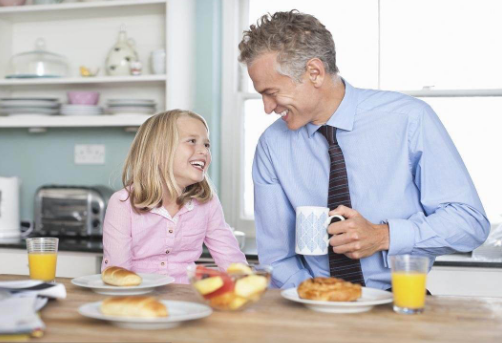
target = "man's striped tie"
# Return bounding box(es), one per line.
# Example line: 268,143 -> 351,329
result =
318,125 -> 365,286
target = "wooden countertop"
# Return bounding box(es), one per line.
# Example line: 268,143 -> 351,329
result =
3,275 -> 502,343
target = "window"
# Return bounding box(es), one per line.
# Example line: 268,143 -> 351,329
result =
222,0 -> 502,235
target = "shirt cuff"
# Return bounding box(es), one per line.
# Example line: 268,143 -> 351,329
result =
387,218 -> 415,257
272,268 -> 312,289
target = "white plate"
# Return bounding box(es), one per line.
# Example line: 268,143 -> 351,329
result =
0,100 -> 60,108
281,287 -> 393,313
0,107 -> 59,115
107,106 -> 156,114
107,99 -> 155,105
78,300 -> 212,330
61,105 -> 101,110
71,273 -> 175,295
0,97 -> 59,102
107,103 -> 156,108
61,111 -> 102,116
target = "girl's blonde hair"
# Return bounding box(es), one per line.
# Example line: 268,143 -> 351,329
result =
122,109 -> 213,213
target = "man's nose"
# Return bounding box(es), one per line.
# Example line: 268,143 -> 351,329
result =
263,95 -> 276,114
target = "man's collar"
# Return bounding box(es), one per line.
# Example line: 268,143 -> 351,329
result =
307,78 -> 357,137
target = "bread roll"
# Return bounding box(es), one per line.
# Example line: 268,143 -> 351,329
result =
100,296 -> 168,318
102,266 -> 142,287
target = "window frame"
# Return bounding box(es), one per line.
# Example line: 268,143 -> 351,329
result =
221,0 -> 502,236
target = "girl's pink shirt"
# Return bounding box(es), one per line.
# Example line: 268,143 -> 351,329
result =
101,189 -> 247,284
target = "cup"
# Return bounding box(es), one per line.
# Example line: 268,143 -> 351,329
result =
0,0 -> 27,6
295,206 -> 344,255
390,255 -> 429,314
67,91 -> 100,105
233,230 -> 246,250
150,49 -> 166,75
26,237 -> 59,282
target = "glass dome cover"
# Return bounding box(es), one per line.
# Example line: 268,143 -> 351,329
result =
6,38 -> 69,78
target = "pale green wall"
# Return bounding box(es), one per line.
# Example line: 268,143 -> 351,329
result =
0,128 -> 133,221
194,0 -> 222,191
0,0 -> 222,223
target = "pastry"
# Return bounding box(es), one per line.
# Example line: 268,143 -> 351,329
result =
102,266 -> 142,287
100,296 -> 168,318
297,277 -> 362,302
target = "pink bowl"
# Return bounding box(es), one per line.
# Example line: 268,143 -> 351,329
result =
67,91 -> 100,105
0,0 -> 27,6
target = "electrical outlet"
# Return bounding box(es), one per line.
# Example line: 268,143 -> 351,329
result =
74,144 -> 105,165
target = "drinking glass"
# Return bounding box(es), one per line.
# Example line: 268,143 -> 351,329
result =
26,237 -> 59,282
390,255 -> 429,314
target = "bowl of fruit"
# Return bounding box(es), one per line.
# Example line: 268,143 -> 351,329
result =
187,263 -> 272,311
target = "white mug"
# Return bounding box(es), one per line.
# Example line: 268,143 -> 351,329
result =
295,206 -> 345,256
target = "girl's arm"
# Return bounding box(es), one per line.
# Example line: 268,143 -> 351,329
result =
101,191 -> 133,271
204,194 -> 247,269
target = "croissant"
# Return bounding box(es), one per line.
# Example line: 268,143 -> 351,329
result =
101,296 -> 168,318
102,266 -> 142,287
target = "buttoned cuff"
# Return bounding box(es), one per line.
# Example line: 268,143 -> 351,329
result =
273,268 -> 312,289
387,218 -> 415,262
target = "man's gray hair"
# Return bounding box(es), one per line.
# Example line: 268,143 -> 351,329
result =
238,10 -> 339,83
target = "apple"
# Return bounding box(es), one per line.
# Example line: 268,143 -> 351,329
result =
193,265 -> 235,299
234,275 -> 268,299
209,292 -> 249,310
229,296 -> 249,310
226,263 -> 253,275
193,276 -> 224,295
195,265 -> 222,278
203,274 -> 234,299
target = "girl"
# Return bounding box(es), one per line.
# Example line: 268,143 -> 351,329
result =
102,109 -> 247,283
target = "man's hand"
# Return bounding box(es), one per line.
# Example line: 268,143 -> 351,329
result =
328,206 -> 389,259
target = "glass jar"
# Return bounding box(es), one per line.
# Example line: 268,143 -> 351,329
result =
6,38 -> 69,79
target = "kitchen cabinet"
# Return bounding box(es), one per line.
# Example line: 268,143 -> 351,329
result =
428,265 -> 502,298
0,0 -> 196,129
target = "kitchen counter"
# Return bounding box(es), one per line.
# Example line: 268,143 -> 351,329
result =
1,237 -> 501,268
1,274 -> 502,343
0,236 -> 259,261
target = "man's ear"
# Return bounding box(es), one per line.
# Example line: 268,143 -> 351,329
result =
306,58 -> 325,87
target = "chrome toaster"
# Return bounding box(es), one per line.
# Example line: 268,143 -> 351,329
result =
34,185 -> 114,237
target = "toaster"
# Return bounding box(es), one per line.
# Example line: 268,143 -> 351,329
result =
34,185 -> 114,237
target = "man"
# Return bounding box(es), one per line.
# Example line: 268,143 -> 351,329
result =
238,10 -> 490,290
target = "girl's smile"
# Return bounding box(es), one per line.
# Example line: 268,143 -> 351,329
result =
173,116 -> 211,191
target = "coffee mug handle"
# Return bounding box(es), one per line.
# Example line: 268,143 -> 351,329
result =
325,214 -> 345,227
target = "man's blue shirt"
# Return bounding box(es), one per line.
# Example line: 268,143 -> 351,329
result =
253,80 -> 490,290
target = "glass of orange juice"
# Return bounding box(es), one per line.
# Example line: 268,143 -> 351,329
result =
26,237 -> 59,282
390,255 -> 429,314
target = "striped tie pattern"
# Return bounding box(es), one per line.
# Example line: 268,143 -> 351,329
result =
318,125 -> 365,286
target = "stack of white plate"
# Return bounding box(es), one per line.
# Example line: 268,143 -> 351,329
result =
106,99 -> 157,115
0,98 -> 60,116
61,104 -> 103,116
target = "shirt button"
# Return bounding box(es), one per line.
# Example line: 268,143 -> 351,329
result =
169,229 -> 173,233
165,250 -> 170,254
161,262 -> 165,266
104,259 -> 108,264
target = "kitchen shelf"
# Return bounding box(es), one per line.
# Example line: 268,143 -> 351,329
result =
0,0 -> 166,22
0,114 -> 151,128
0,74 -> 166,87
0,0 -> 194,129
